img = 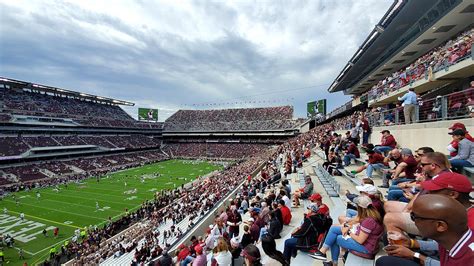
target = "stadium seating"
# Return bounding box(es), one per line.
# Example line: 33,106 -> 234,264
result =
368,28 -> 472,102
0,87 -> 163,129
164,143 -> 270,159
164,106 -> 299,131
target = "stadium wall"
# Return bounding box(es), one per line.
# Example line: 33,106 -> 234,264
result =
370,118 -> 473,153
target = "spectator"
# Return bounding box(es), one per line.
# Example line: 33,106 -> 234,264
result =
261,234 -> 289,266
448,129 -> 474,171
398,87 -> 418,124
374,130 -> 397,155
267,211 -> 282,239
309,193 -> 330,217
241,244 -> 262,266
360,114 -> 371,146
420,171 -> 474,229
226,205 -> 242,239
351,148 -> 388,179
283,204 -> 327,262
191,244 -> 206,266
156,248 -> 172,266
293,176 -> 314,207
343,140 -> 360,166
379,148 -> 403,188
390,148 -> 419,186
241,224 -> 253,249
278,199 -> 292,226
310,196 -> 384,264
211,237 -> 232,266
411,194 -> 473,265
383,152 -> 451,236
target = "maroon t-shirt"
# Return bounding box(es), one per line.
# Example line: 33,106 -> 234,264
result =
403,155 -> 418,179
438,230 -> 474,266
348,143 -> 360,158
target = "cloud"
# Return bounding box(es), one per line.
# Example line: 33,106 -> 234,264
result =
0,0 -> 392,120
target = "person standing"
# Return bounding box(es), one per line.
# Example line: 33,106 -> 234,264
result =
360,114 -> 371,146
398,87 -> 418,124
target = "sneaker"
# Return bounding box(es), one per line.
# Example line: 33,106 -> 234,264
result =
350,170 -> 358,174
308,251 -> 327,260
323,261 -> 333,266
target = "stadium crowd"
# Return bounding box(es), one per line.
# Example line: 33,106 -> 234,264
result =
0,134 -> 161,156
163,107 -> 299,131
368,27 -> 473,102
164,143 -> 271,159
0,87 -> 162,129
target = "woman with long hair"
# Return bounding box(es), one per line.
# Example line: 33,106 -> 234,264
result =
241,244 -> 262,266
261,234 -> 289,266
309,196 -> 383,266
212,237 -> 232,266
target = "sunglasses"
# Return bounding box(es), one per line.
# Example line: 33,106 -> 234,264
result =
419,162 -> 432,166
410,212 -> 446,223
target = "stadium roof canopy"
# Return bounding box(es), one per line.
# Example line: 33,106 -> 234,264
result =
328,0 -> 474,95
0,76 -> 135,106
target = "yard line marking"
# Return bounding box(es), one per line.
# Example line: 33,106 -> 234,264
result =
4,200 -> 105,223
8,210 -> 82,229
39,191 -> 136,208
14,246 -> 35,255
40,198 -> 122,214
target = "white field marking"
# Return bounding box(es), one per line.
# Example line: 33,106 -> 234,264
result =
3,200 -> 105,222
39,191 -> 136,208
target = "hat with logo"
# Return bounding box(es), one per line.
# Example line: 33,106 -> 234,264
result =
309,193 -> 322,201
355,184 -> 378,195
421,172 -> 473,193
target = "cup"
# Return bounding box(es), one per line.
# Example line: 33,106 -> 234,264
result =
387,231 -> 404,245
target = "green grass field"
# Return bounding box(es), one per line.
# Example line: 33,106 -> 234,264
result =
0,159 -> 223,265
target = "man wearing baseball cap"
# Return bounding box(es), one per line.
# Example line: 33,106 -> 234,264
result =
309,193 -> 330,217
448,129 -> 474,171
448,122 -> 474,141
421,171 -> 474,229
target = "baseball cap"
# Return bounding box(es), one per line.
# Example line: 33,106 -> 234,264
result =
309,193 -> 322,201
448,122 -> 467,131
448,129 -> 466,136
195,244 -> 203,254
421,172 -> 473,193
354,195 -> 372,208
355,184 -> 378,195
380,130 -> 390,134
230,236 -> 241,248
246,218 -> 255,224
307,203 -> 319,213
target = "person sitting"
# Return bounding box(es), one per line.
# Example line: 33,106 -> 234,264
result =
447,123 -> 474,158
241,244 -> 263,266
383,152 -> 450,236
448,129 -> 474,172
293,176 -> 314,207
411,194 -> 473,264
351,148 -> 388,178
376,194 -> 473,266
343,140 -> 361,166
278,199 -> 292,226
267,211 -> 282,239
339,184 -> 384,224
374,130 -> 397,155
389,148 -> 419,186
283,204 -> 327,262
309,193 -> 330,217
379,148 -> 403,188
309,196 -> 384,265
211,237 -> 232,265
261,234 -> 290,266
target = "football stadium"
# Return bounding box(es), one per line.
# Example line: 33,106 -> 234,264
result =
0,0 -> 473,266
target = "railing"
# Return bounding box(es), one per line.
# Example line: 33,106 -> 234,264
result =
366,88 -> 473,126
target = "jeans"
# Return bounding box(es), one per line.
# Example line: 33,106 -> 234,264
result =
343,154 -> 357,166
180,256 -> 194,266
374,146 -> 393,155
322,226 -> 369,263
346,209 -> 357,218
375,255 -> 420,266
449,159 -> 473,170
366,163 -> 387,178
387,189 -> 409,202
391,178 -> 414,186
362,132 -> 370,145
283,237 -> 298,260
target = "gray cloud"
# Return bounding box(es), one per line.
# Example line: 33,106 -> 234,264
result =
0,0 -> 392,120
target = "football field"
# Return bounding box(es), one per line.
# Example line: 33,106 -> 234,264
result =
0,159 -> 223,265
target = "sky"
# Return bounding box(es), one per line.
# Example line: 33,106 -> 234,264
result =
0,0 -> 393,121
